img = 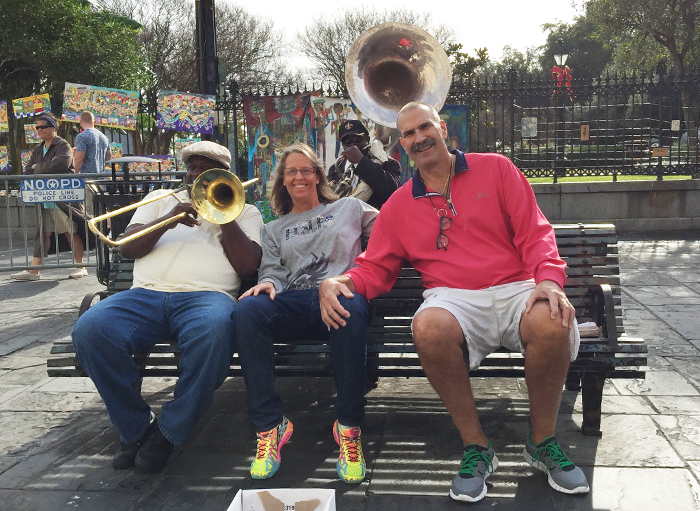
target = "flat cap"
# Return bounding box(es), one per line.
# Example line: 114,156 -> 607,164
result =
181,141 -> 231,169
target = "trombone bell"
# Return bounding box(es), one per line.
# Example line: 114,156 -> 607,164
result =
88,168 -> 259,247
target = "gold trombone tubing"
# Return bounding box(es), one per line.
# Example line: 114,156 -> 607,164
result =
88,171 -> 258,247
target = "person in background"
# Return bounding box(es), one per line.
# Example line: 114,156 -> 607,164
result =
10,113 -> 86,281
327,120 -> 400,209
73,111 -> 111,173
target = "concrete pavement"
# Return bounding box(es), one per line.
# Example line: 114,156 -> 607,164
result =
1,234 -> 700,510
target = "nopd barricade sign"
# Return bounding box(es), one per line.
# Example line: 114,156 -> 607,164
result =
20,177 -> 86,203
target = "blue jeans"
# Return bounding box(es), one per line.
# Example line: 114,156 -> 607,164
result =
233,288 -> 369,432
72,288 -> 236,445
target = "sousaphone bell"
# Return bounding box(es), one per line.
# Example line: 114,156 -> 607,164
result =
345,22 -> 453,129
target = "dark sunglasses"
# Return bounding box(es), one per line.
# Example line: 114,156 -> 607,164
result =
35,125 -> 53,130
437,215 -> 450,251
341,134 -> 365,146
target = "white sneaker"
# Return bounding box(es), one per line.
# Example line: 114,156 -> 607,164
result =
10,270 -> 40,281
68,267 -> 88,279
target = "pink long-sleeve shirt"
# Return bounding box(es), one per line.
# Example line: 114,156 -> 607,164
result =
346,151 -> 566,300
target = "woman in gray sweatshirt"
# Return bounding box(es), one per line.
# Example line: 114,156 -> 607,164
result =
233,143 -> 378,485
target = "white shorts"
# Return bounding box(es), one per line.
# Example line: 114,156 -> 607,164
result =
412,280 -> 580,370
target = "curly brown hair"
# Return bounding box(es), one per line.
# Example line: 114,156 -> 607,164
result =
269,143 -> 337,216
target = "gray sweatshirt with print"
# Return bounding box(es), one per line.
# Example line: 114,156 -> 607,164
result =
259,197 -> 378,292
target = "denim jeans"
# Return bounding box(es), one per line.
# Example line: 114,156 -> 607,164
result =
233,288 -> 369,432
72,288 -> 236,445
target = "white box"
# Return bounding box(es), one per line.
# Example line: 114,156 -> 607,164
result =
227,488 -> 336,511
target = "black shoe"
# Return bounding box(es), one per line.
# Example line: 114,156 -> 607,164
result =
112,419 -> 158,470
134,425 -> 175,473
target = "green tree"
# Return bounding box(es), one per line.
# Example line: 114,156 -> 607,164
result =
586,0 -> 700,155
0,0 -> 144,172
0,0 -> 144,100
539,17 -> 614,77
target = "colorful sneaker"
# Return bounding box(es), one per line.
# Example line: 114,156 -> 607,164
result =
450,442 -> 499,502
250,416 -> 293,479
333,420 -> 366,484
523,434 -> 589,494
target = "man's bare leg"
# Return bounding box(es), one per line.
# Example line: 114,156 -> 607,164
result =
520,301 -> 571,444
412,307 -> 487,447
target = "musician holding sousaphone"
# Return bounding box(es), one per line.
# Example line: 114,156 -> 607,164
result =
327,119 -> 400,209
72,141 -> 263,473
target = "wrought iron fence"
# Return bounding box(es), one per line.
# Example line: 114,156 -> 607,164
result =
448,67 -> 700,180
4,68 -> 699,182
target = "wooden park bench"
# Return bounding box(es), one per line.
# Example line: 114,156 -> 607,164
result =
48,223 -> 647,437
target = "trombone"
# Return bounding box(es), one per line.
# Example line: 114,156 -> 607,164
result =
88,168 -> 259,247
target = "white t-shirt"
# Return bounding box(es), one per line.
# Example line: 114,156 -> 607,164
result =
127,189 -> 263,298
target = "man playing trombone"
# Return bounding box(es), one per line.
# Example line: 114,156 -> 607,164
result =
327,119 -> 400,209
72,141 -> 263,473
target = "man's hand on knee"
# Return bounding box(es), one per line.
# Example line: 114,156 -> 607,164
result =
524,280 -> 575,329
319,276 -> 355,330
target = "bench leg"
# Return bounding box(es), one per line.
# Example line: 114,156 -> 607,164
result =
565,371 -> 581,391
580,373 -> 605,437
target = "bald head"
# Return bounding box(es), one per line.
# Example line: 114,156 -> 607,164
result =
396,102 -> 441,133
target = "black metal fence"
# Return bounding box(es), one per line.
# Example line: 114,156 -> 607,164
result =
4,67 -> 700,181
448,66 -> 700,180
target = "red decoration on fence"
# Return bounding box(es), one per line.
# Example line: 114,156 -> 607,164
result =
551,65 -> 573,100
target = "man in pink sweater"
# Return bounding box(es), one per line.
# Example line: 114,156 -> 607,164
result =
319,102 -> 589,503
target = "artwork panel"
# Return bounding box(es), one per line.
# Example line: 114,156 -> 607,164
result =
12,94 -> 51,119
0,146 -> 9,172
0,101 -> 8,131
24,124 -> 41,144
62,82 -> 139,130
156,91 -> 215,134
20,150 -> 32,173
243,93 -> 316,222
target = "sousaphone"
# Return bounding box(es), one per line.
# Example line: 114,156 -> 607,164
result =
345,22 -> 453,130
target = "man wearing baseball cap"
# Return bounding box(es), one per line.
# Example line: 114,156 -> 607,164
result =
72,141 -> 263,473
328,119 -> 401,209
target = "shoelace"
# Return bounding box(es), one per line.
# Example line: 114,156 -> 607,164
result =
340,433 -> 361,462
459,449 -> 494,476
255,430 -> 275,459
532,442 -> 573,469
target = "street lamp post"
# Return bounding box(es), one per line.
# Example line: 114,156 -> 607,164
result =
552,40 -> 570,183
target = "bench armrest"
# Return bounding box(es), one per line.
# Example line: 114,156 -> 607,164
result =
593,283 -> 618,350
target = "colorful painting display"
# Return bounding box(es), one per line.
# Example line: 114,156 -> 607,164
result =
12,94 -> 50,119
24,124 -> 41,144
0,146 -> 9,172
0,101 -> 8,132
20,150 -> 32,173
157,91 -> 215,134
62,82 -> 139,130
105,143 -> 123,171
243,93 -> 316,221
173,137 -> 201,171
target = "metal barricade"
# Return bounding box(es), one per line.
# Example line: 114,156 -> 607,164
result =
0,162 -> 185,278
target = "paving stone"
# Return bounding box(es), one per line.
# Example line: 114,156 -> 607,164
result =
588,467 -> 700,511
648,305 -> 700,340
649,396 -> 700,414
665,269 -> 700,283
0,391 -> 103,412
612,371 -> 699,396
0,411 -> 73,456
653,415 -> 700,461
0,490 -> 141,511
666,357 -> 700,391
34,376 -> 97,393
620,269 -> 680,286
564,394 -> 656,415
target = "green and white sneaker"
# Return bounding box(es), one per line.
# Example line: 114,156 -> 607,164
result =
523,434 -> 589,494
449,442 -> 499,502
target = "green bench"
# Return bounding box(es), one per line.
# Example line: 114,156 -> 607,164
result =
48,223 -> 647,437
